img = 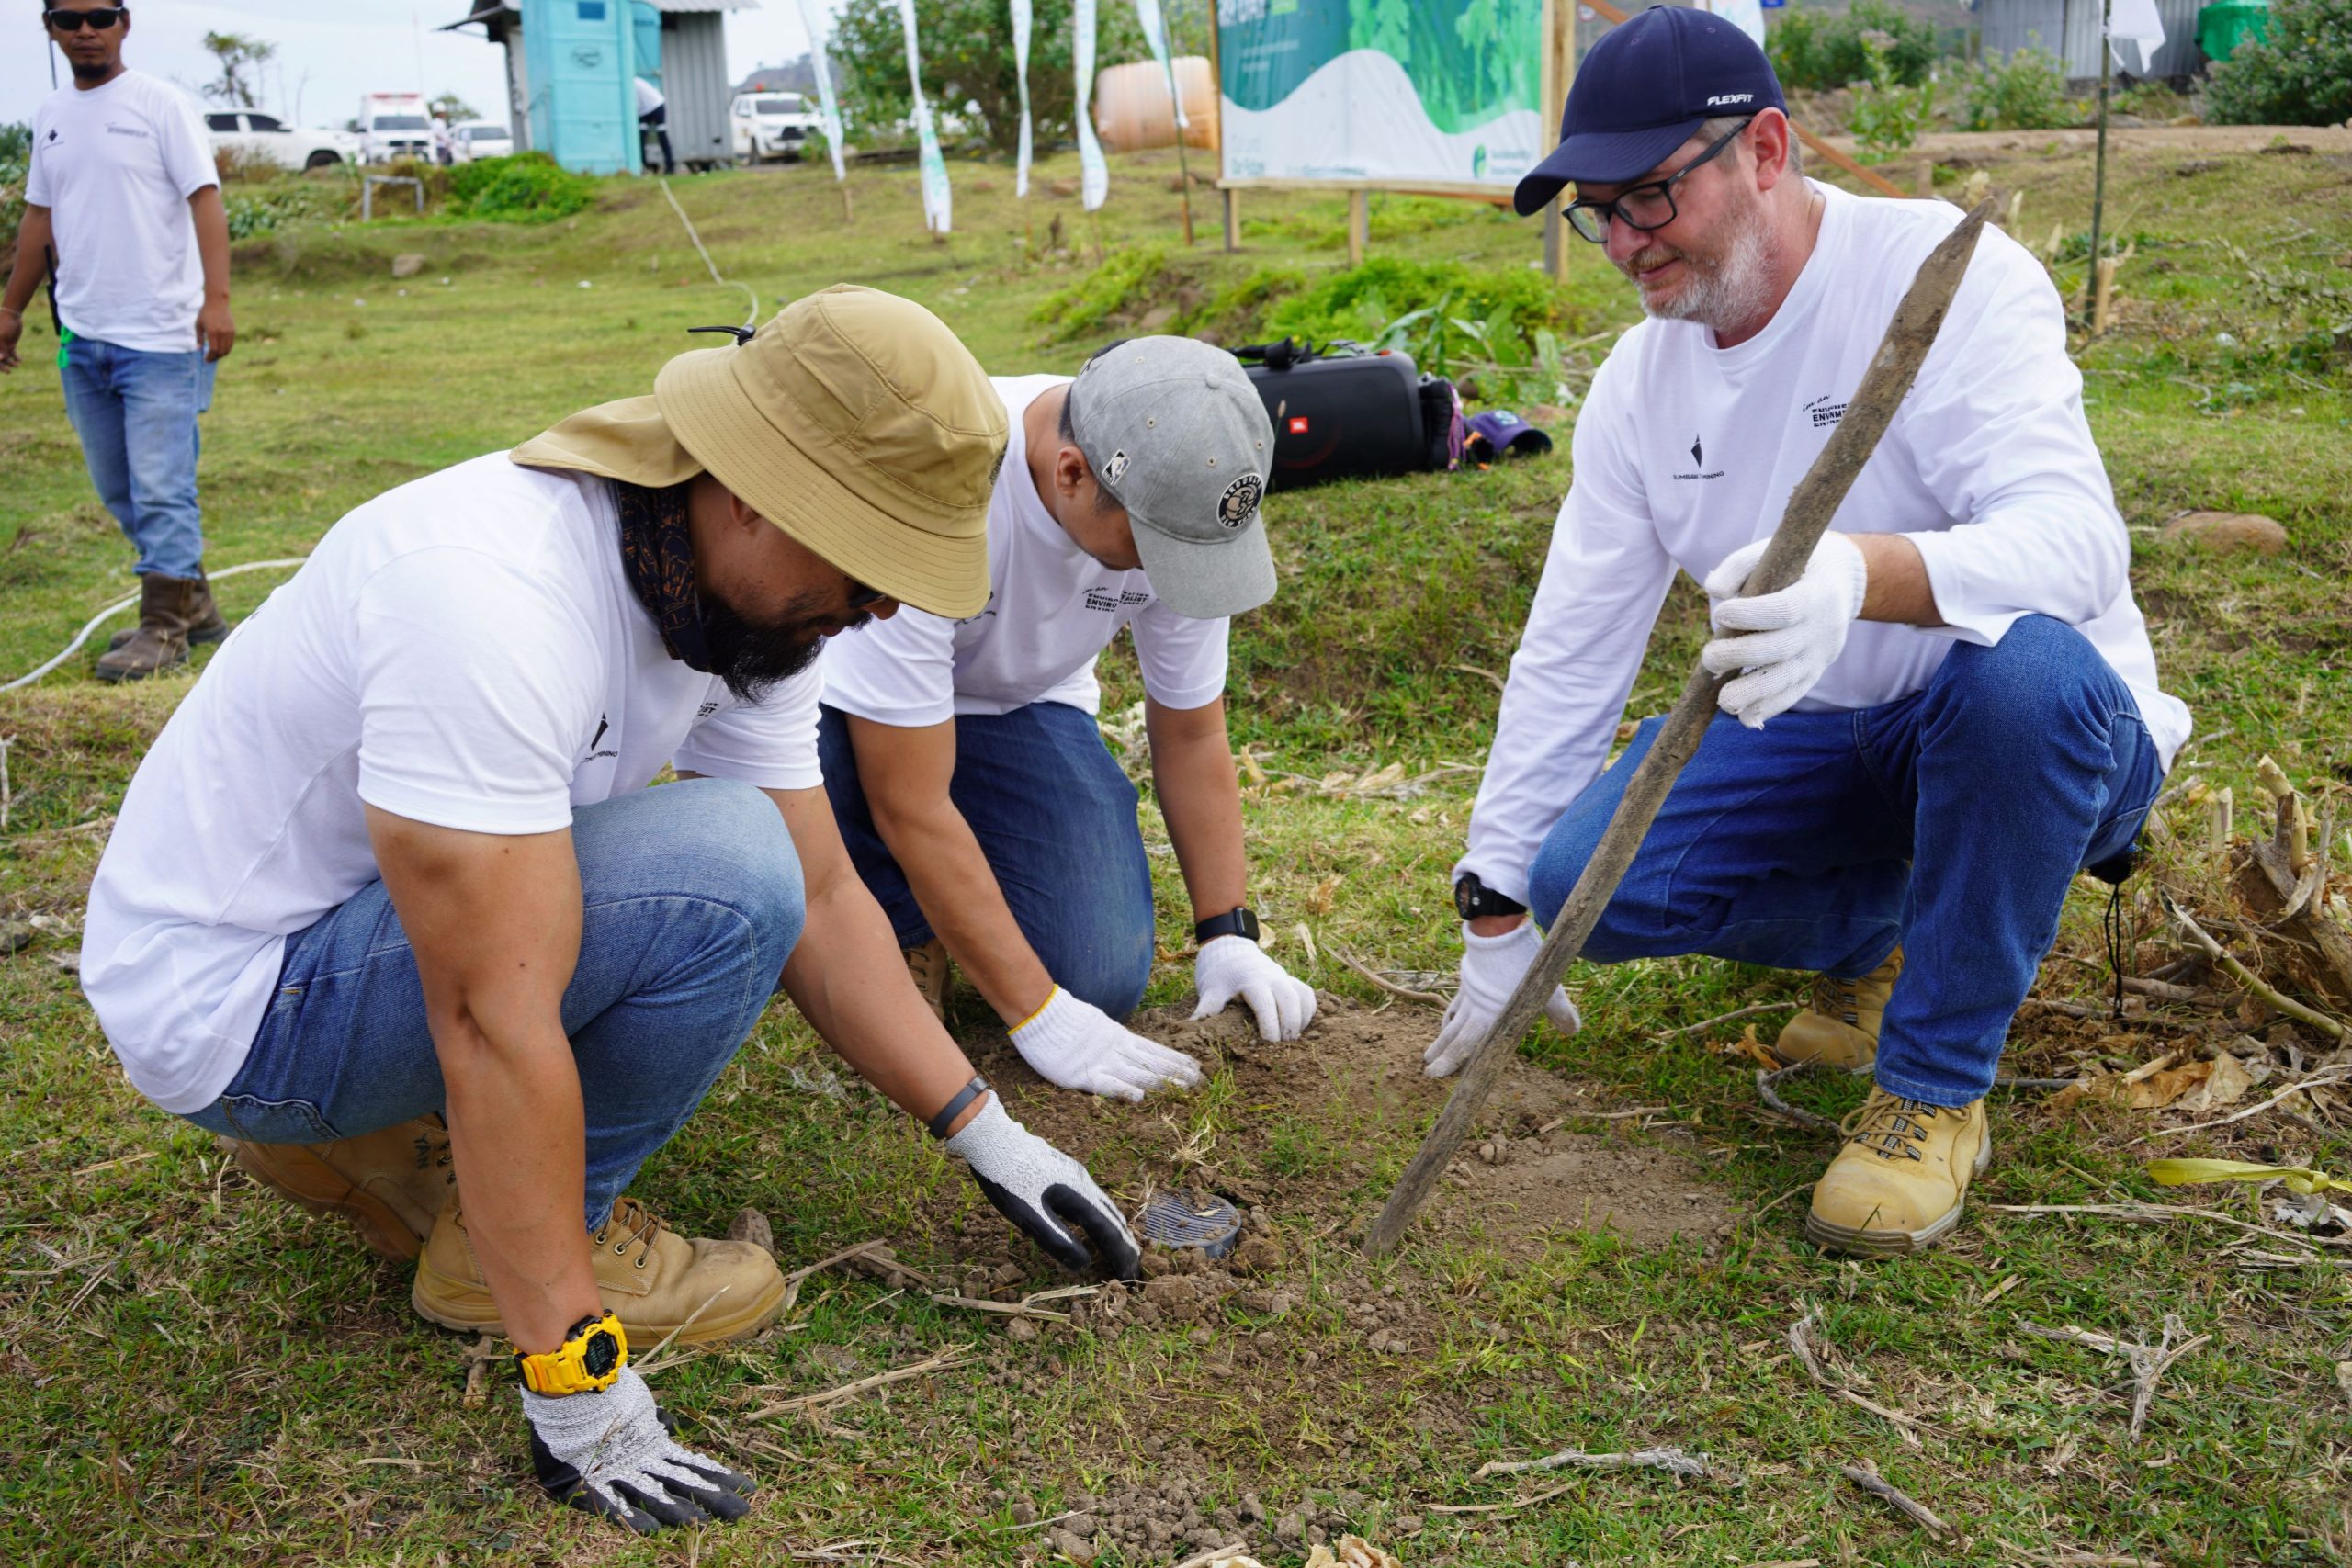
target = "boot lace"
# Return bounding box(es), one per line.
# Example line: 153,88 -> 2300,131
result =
905,943 -> 944,991
1811,970 -> 1861,1026
592,1196 -> 668,1269
1839,1091 -> 1941,1163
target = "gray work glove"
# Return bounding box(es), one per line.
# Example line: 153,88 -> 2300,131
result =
945,1095 -> 1141,1280
523,1365 -> 754,1534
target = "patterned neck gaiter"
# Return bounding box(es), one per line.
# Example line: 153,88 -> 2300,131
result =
609,478 -> 714,673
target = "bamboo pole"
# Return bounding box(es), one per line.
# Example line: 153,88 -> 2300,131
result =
2086,0 -> 2113,320
1363,200 -> 1997,1259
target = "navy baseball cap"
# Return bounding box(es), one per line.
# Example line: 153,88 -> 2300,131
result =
1512,6 -> 1786,217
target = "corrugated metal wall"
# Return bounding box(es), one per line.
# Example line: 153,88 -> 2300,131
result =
661,14 -> 735,167
1981,0 -> 2206,80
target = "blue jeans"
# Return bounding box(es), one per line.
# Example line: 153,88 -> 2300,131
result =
59,336 -> 216,581
818,701 -> 1156,1018
180,780 -> 806,1231
1528,616 -> 2165,1107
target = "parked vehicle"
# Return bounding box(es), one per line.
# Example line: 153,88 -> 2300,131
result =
451,118 -> 514,163
357,93 -> 435,163
204,111 -> 360,171
730,91 -> 821,162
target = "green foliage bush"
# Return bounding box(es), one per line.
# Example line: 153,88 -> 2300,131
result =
223,183 -> 330,240
2206,0 -> 2352,126
447,152 -> 594,223
1,120 -> 27,260
1768,0 -> 1938,90
1845,36 -> 1938,162
831,0 -> 1148,155
1032,244 -> 1176,337
1957,47 -> 2079,131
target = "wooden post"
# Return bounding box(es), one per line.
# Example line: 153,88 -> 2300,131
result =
1347,187 -> 1369,266
1223,186 -> 1240,252
1539,0 -> 1571,283
1914,156 -> 1935,197
2086,0 -> 2113,323
1362,202 -> 1998,1261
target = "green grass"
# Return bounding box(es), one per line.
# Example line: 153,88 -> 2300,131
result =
5,141 -> 2351,1566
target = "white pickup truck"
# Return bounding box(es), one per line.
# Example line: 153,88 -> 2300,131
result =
204,111 -> 361,171
358,93 -> 435,164
730,91 -> 822,162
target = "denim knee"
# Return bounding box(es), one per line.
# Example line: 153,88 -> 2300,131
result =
654,778 -> 806,976
1929,615 -> 2109,737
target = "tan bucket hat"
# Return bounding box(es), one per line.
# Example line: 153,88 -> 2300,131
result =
511,285 -> 1004,618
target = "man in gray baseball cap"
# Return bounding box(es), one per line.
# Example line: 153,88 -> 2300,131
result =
818,335 -> 1316,1100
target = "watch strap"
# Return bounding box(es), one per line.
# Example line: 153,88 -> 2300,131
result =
515,1310 -> 628,1396
1194,906 -> 1261,946
926,1075 -> 990,1140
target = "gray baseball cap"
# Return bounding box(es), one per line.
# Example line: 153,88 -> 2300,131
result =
1066,336 -> 1277,620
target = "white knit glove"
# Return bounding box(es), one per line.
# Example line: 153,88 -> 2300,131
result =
945,1096 -> 1141,1279
1010,987 -> 1204,1101
1700,531 -> 1869,728
1191,935 -> 1317,1042
523,1365 -> 753,1535
1425,921 -> 1581,1078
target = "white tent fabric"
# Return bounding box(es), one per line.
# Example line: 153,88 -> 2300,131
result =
2105,0 -> 2166,76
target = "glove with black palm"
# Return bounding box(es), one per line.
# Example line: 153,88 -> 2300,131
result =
523,1365 -> 754,1535
945,1095 -> 1140,1280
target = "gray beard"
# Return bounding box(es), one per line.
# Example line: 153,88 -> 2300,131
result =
1636,199 -> 1776,335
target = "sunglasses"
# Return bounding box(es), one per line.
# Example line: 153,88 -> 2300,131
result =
843,579 -> 886,611
46,6 -> 127,29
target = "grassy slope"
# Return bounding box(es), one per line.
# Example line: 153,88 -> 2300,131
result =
3,140 -> 2349,1567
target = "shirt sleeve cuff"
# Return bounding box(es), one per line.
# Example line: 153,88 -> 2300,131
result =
1903,528 -> 2023,649
356,776 -> 574,837
1139,676 -> 1226,713
823,690 -> 956,728
666,752 -> 823,793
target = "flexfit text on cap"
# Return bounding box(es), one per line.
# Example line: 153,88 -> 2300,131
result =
1066,336 -> 1278,620
1512,5 -> 1785,216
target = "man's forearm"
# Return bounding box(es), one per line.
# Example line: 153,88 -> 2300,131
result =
1852,533 -> 1945,626
435,1013 -> 603,1355
189,186 -> 232,302
2,208 -> 51,316
780,876 -> 988,1129
1147,702 -> 1248,923
870,801 -> 1057,1024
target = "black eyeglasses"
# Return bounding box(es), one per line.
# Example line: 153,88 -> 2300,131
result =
46,6 -> 127,29
844,580 -> 886,610
1565,118 -> 1752,243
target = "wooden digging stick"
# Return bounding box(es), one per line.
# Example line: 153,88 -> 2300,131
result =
1363,200 -> 1996,1260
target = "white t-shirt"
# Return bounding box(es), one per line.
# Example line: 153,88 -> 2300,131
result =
1460,184 -> 2191,903
82,456 -> 825,1113
634,77 -> 665,115
821,375 -> 1230,727
25,71 -> 218,355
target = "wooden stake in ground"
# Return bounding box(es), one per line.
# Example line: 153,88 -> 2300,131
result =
1363,199 -> 1996,1259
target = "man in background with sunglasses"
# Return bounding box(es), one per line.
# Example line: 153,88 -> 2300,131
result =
1432,6 -> 2185,1258
80,288 -> 1141,1534
2,5 -> 238,682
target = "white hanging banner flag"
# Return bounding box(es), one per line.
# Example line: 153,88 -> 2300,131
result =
1695,0 -> 1766,47
1073,0 -> 1107,209
896,0 -> 952,231
1010,0 -> 1034,198
2105,0 -> 2166,75
1132,0 -> 1188,127
796,0 -> 847,182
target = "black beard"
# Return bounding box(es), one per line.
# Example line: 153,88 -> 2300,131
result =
697,585 -> 865,704
70,59 -> 115,81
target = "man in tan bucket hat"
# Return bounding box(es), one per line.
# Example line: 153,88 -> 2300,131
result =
81,286 -> 1140,1536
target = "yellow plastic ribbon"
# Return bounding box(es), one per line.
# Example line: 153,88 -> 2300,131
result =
2147,1158 -> 2352,1197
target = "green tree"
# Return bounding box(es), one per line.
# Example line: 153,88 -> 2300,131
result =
1767,0 -> 1936,90
830,0 -> 1148,154
429,92 -> 481,124
200,31 -> 277,109
2205,0 -> 2352,126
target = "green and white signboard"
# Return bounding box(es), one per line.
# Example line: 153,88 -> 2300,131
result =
1217,0 -> 1545,189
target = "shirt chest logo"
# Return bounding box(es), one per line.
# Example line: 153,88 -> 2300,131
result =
1804,394 -> 1848,430
105,122 -> 153,140
1083,586 -> 1152,614
582,714 -> 618,763
1670,434 -> 1723,483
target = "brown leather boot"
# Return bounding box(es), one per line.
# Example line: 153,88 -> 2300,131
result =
108,570 -> 227,652
223,1113 -> 455,1260
904,938 -> 953,1024
95,573 -> 202,682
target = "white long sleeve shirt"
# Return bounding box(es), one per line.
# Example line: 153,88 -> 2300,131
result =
1458,184 -> 2190,904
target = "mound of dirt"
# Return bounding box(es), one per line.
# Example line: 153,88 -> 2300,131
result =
961,998 -> 1736,1261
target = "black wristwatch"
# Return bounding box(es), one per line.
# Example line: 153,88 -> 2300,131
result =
1454,873 -> 1527,922
1194,906 -> 1261,945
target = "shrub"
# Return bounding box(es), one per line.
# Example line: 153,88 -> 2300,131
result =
1958,47 -> 2079,131
1032,243 -> 1176,338
1,121 -> 27,265
1259,257 -> 1584,402
1846,36 -> 1939,162
2206,0 -> 2352,126
447,151 -> 594,222
1768,0 -> 1939,90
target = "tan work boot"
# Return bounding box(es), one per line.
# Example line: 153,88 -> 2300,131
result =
904,938 -> 952,1025
95,572 -> 206,682
223,1113 -> 454,1260
1805,1088 -> 1990,1257
1772,946 -> 1903,1071
412,1194 -> 786,1345
108,570 -> 227,652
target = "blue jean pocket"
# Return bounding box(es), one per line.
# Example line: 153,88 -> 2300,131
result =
214,1093 -> 340,1145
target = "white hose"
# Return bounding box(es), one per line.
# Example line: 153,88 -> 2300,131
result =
2,557 -> 308,694
657,175 -> 760,330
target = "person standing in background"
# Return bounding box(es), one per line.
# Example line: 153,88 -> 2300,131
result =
635,75 -> 675,175
0,4 -> 238,682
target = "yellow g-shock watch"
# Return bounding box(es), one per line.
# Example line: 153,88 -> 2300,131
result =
515,1311 -> 628,1396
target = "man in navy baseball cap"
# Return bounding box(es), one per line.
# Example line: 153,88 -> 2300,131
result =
1513,4 -> 1786,213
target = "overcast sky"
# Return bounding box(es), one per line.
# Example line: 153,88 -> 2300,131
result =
3,1 -> 837,130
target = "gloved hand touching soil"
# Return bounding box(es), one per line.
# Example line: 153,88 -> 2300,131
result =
1700,530 -> 1869,728
1426,920 -> 1581,1078
945,1095 -> 1142,1280
523,1365 -> 754,1535
1010,986 -> 1204,1101
1191,935 -> 1317,1042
